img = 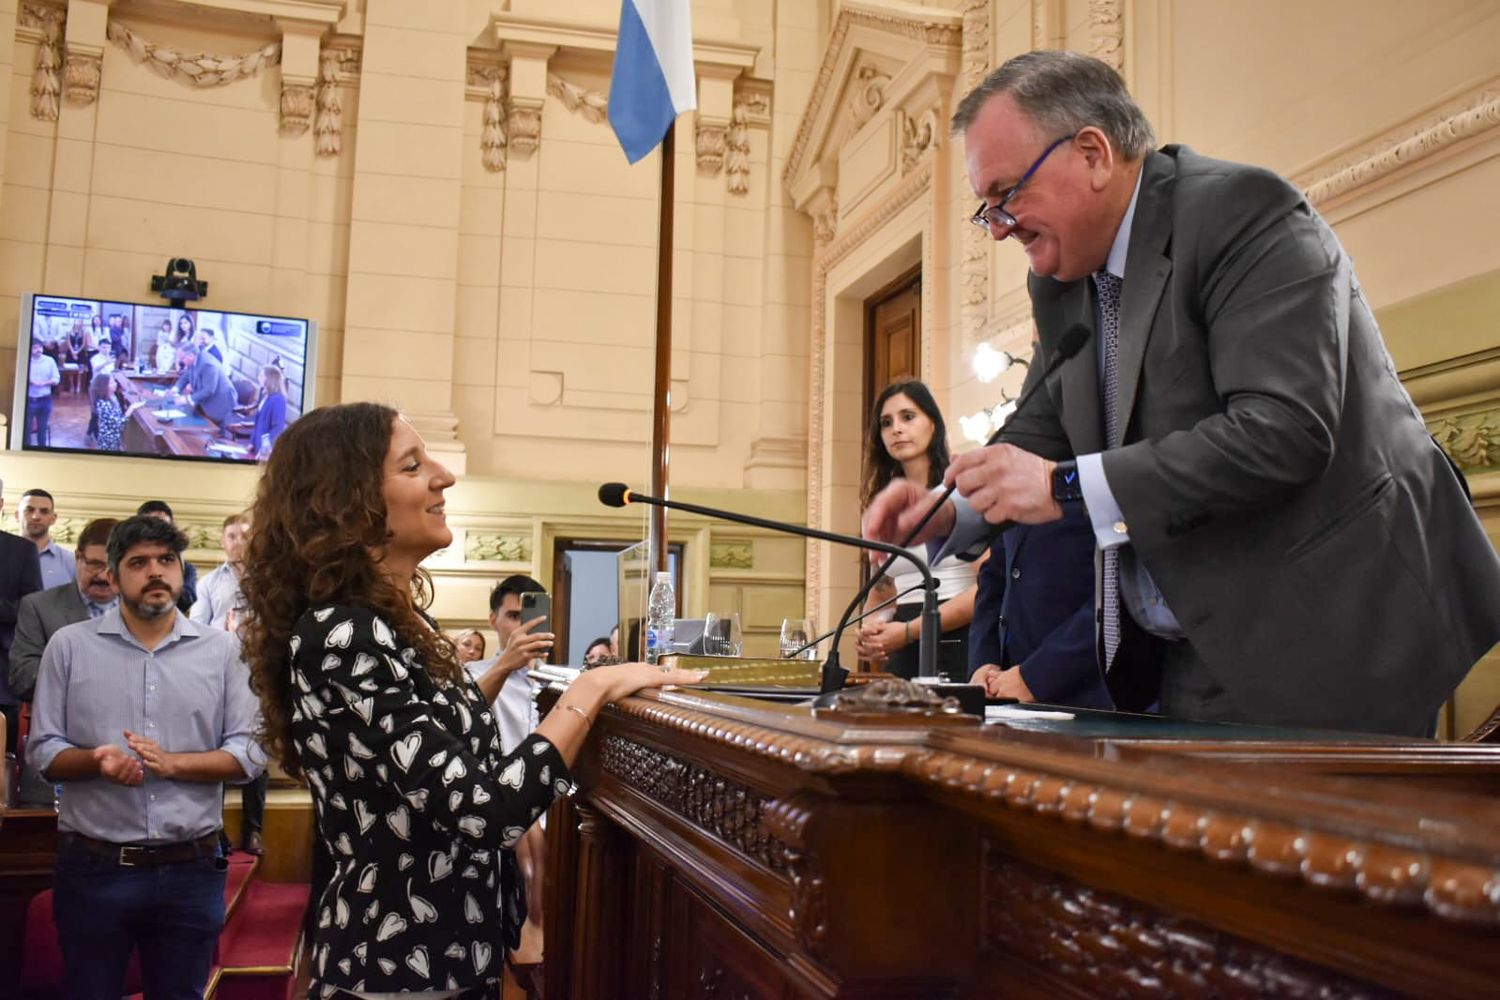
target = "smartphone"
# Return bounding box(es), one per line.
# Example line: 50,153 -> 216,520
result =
520,592 -> 551,637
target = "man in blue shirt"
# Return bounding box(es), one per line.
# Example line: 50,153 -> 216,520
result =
16,488 -> 76,591
28,515 -> 263,1000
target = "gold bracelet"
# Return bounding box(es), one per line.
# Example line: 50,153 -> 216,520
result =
563,703 -> 592,727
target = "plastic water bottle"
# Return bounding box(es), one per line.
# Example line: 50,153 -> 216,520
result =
645,571 -> 676,664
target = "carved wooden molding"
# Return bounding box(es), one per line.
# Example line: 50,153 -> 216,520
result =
597,733 -> 786,874
1299,85 -> 1500,209
20,2 -> 65,121
763,798 -> 828,958
1088,0 -> 1124,73
983,851 -> 1383,995
904,747 -> 1500,927
709,541 -> 753,570
107,21 -> 281,88
463,533 -> 531,563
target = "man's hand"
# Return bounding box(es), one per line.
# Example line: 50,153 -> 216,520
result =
497,616 -> 554,674
123,730 -> 178,780
945,444 -> 1063,525
92,744 -> 145,786
970,664 -> 1036,701
861,480 -> 955,565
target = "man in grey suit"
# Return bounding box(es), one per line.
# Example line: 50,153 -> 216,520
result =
172,342 -> 237,425
10,518 -> 118,702
864,51 -> 1500,737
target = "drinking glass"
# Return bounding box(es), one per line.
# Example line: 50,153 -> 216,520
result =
779,618 -> 817,660
703,612 -> 743,656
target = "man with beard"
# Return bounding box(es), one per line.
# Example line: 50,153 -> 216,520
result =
136,500 -> 198,613
27,514 -> 262,1000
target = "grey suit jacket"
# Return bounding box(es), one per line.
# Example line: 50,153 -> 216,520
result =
977,145 -> 1500,736
9,580 -> 89,701
174,354 -> 237,424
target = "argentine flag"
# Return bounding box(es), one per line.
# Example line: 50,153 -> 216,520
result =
608,0 -> 697,164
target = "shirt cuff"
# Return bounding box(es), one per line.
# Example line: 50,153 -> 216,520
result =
1076,452 -> 1131,550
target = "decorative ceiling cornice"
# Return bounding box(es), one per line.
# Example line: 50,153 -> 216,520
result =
782,2 -> 962,189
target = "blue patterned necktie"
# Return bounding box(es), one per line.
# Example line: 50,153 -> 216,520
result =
1094,270 -> 1123,667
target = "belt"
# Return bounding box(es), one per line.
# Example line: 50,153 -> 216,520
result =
60,830 -> 221,867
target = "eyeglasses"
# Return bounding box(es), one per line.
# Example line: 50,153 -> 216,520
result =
969,133 -> 1077,235
78,558 -> 108,573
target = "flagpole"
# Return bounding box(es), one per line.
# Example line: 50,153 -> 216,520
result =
649,121 -> 675,576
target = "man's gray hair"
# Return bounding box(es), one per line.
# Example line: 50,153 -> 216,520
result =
950,50 -> 1156,160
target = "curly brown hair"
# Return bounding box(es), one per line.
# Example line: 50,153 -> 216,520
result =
240,401 -> 461,779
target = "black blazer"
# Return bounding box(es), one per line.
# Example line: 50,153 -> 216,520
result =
968,507 -> 1112,710
0,530 -> 43,706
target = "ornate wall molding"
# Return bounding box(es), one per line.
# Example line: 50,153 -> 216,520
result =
1088,0 -> 1125,73
1429,408 -> 1500,472
695,118 -> 727,174
725,89 -> 768,196
107,21 -> 281,88
900,107 -> 939,174
63,50 -> 101,105
19,2 -> 65,121
811,193 -> 838,245
1299,86 -> 1500,209
507,101 -> 542,158
279,83 -> 313,134
597,733 -> 786,874
314,47 -> 351,156
463,532 -> 531,563
708,541 -> 753,570
959,0 -> 992,345
844,62 -> 892,133
983,852 -> 1383,994
547,72 -> 607,123
477,69 -> 507,172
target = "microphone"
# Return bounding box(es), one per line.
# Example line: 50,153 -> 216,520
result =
824,322 -> 1093,686
597,484 -> 942,690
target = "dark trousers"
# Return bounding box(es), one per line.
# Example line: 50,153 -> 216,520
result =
240,770 -> 269,837
885,604 -> 971,682
26,394 -> 53,446
53,842 -> 226,1000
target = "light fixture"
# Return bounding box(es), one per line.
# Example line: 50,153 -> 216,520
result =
959,410 -> 993,444
972,342 -> 1028,383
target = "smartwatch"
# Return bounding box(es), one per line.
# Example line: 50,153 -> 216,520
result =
1051,459 -> 1084,504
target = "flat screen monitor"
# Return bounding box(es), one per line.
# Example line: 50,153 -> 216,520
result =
10,292 -> 316,465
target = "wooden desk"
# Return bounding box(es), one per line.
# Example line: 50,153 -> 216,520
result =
112,370 -> 225,458
543,687 -> 1500,998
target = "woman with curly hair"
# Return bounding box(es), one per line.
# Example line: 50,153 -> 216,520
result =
854,380 -> 984,680
240,402 -> 704,998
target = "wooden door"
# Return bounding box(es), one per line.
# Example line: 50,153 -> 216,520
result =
864,268 -> 922,417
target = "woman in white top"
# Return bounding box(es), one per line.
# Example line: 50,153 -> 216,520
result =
856,380 -> 986,680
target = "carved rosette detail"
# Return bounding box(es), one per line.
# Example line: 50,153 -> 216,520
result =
463,533 -> 531,563
107,21 -> 281,88
507,104 -> 542,158
1088,0 -> 1125,73
1302,89 -> 1500,208
23,3 -> 65,122
845,63 -> 892,132
1429,409 -> 1500,471
900,107 -> 940,174
279,83 -> 314,135
63,51 -> 101,105
695,120 -> 727,174
983,851 -> 1384,996
597,734 -> 786,873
